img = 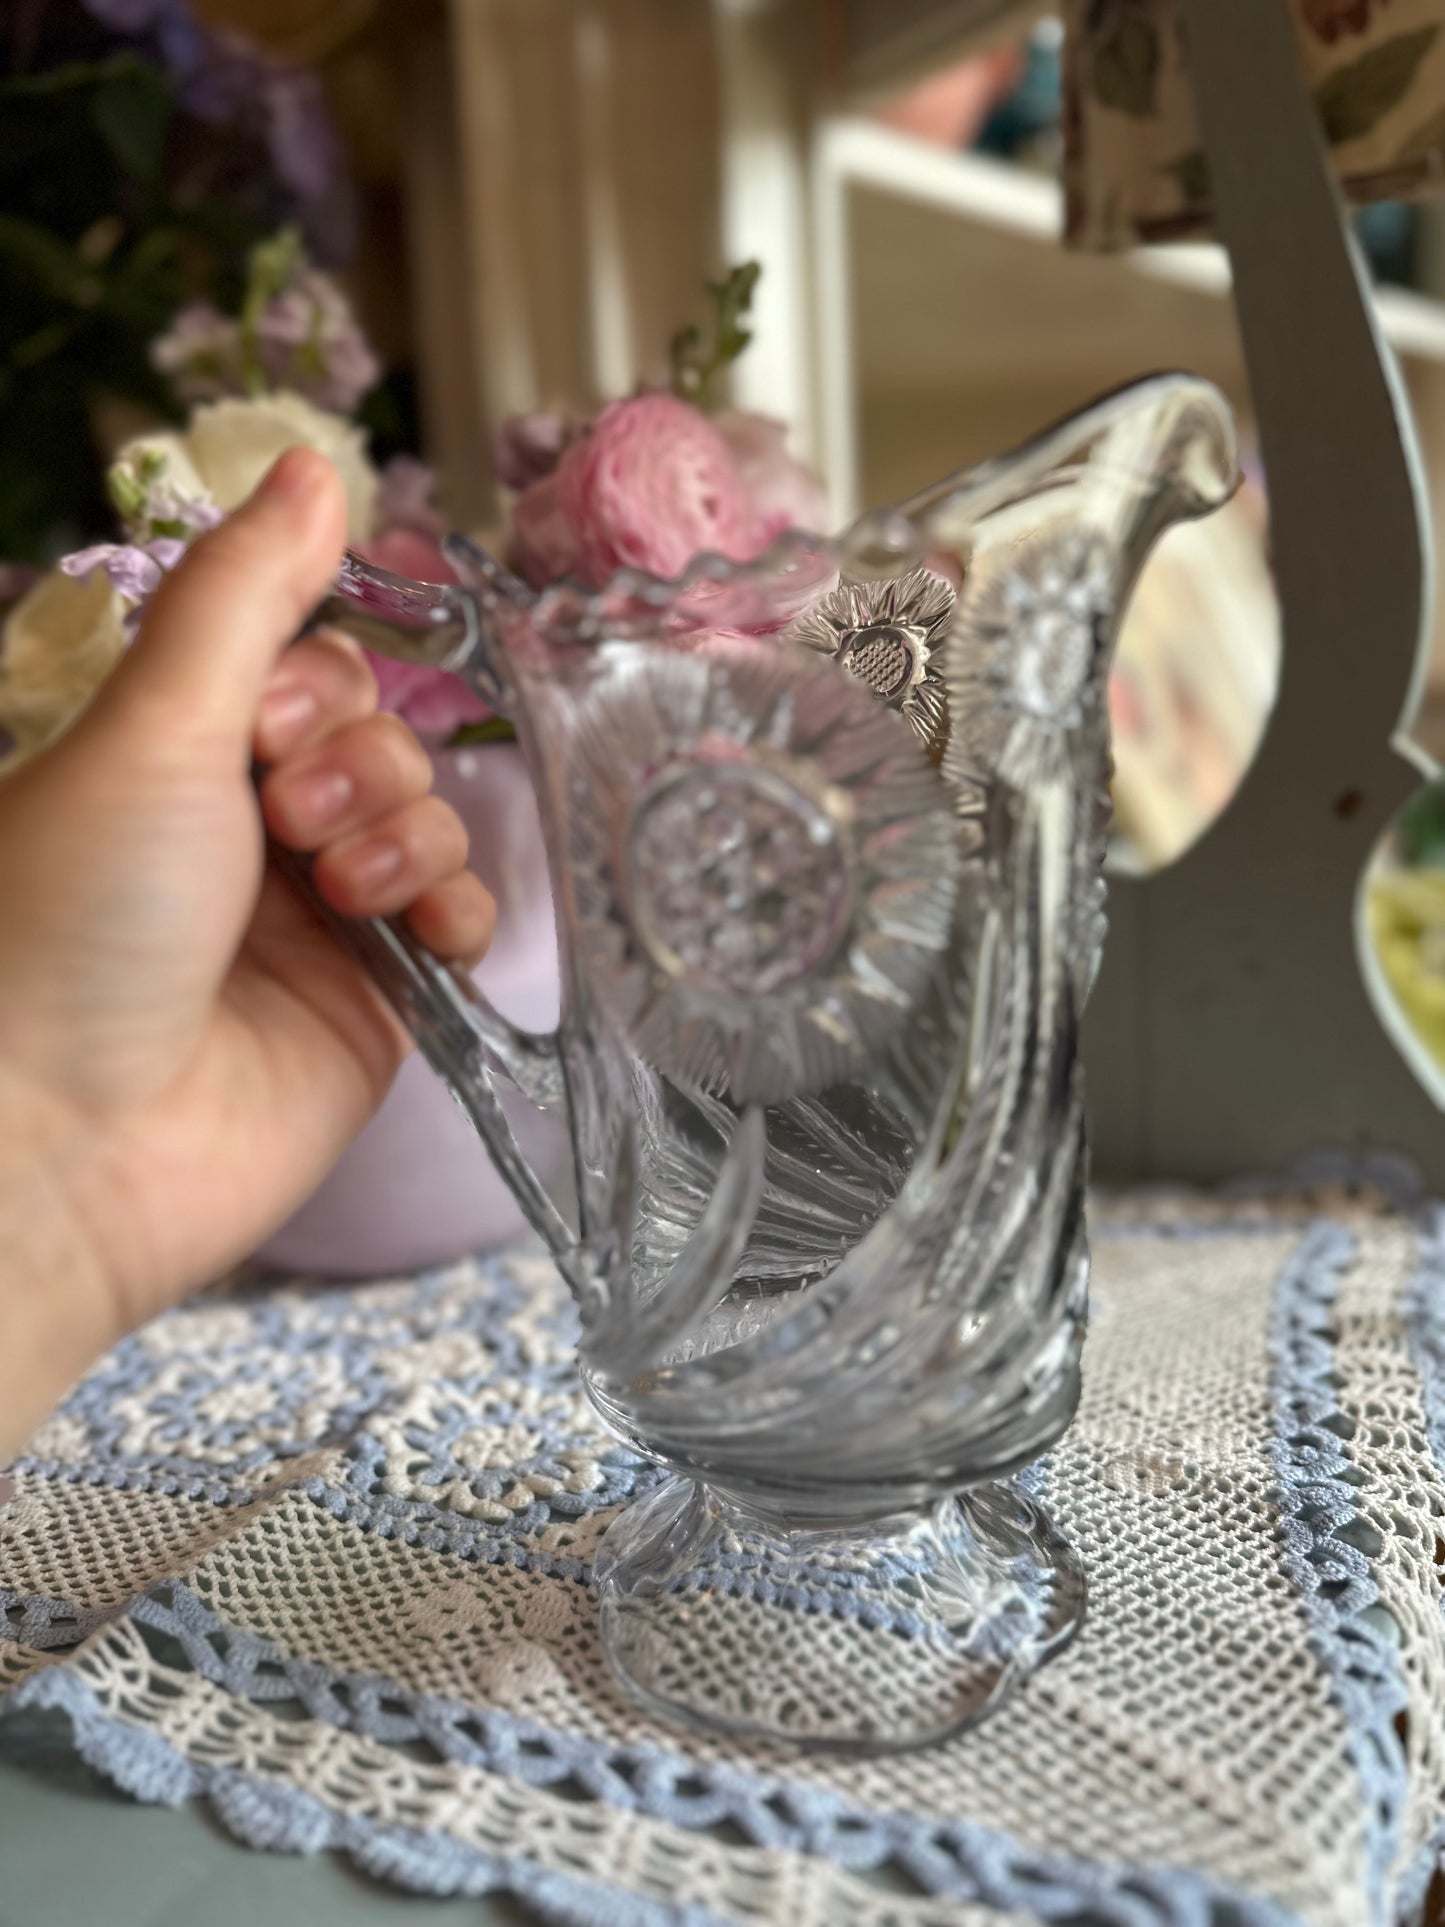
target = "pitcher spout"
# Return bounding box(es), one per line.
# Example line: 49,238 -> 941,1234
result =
894,372 -> 1239,567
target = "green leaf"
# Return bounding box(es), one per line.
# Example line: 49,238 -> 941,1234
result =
1394,100 -> 1445,165
668,262 -> 761,407
0,214 -> 98,306
0,57 -> 145,102
445,717 -> 518,749
1315,28 -> 1440,147
246,227 -> 305,309
1162,148 -> 1212,204
1091,14 -> 1162,119
0,108 -> 59,179
238,226 -> 306,392
1397,784 -> 1445,868
10,317 -> 82,370
91,63 -> 172,182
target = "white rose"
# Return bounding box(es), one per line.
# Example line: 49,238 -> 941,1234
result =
118,391 -> 378,544
0,569 -> 128,769
185,392 -> 377,541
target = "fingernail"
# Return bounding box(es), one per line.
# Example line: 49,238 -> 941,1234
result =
349,838 -> 403,891
293,767 -> 354,828
258,684 -> 317,754
263,447 -> 322,502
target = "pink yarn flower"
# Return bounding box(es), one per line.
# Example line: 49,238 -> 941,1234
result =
713,410 -> 830,544
504,393 -> 833,631
358,527 -> 491,740
553,394 -> 758,586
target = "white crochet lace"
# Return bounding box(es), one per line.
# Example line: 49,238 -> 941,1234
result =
4,1178 -> 1445,1925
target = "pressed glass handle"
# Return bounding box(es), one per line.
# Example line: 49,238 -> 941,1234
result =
266,595 -> 557,1115
308,548 -> 516,713
263,838 -> 540,1077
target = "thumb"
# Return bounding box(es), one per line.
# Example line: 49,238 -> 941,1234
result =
94,447 -> 347,758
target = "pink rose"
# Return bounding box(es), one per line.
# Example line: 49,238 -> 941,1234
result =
357,528 -> 491,739
713,410 -> 830,544
363,526 -> 454,585
365,654 -> 491,738
554,394 -> 758,585
494,411 -> 574,491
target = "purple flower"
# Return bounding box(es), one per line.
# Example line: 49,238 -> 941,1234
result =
153,270 -> 379,414
263,67 -> 344,207
61,544 -> 165,605
494,412 -> 574,492
252,269 -> 379,414
82,0 -> 239,121
376,456 -> 445,536
260,63 -> 356,260
82,0 -> 175,29
151,301 -> 243,404
60,529 -> 203,614
164,21 -> 259,124
81,3 -> 355,256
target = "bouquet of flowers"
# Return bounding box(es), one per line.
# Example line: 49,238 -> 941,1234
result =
0,251 -> 840,771
0,0 -> 355,567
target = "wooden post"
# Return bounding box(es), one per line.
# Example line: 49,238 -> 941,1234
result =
1083,0 -> 1445,1182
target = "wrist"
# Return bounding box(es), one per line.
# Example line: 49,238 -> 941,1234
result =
0,1068 -> 121,1460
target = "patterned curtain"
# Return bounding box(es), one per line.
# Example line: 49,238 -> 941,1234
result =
1064,0 -> 1445,246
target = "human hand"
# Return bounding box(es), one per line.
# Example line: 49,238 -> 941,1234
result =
0,450 -> 494,1452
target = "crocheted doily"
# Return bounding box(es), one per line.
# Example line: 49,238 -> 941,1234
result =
4,1166 -> 1445,1925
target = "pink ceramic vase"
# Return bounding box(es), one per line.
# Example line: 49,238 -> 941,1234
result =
256,744 -> 563,1276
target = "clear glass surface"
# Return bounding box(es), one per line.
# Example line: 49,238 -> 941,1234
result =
307,375 -> 1238,1752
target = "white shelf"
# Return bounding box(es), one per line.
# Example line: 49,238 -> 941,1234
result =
809,114 -> 1445,686
819,116 -> 1445,371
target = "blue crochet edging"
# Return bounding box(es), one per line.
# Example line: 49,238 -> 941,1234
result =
5,1637 -> 1297,1927
6,1663 -> 730,1927
1396,1201 -> 1445,1921
1268,1218 -> 1410,1921
1,1589 -> 135,1651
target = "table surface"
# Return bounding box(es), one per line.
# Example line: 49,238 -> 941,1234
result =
0,1715 -> 537,1927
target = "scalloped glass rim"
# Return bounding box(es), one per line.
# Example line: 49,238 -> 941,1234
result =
331,373 -> 1239,670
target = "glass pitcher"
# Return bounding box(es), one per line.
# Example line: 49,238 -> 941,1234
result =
288,373 -> 1237,1754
